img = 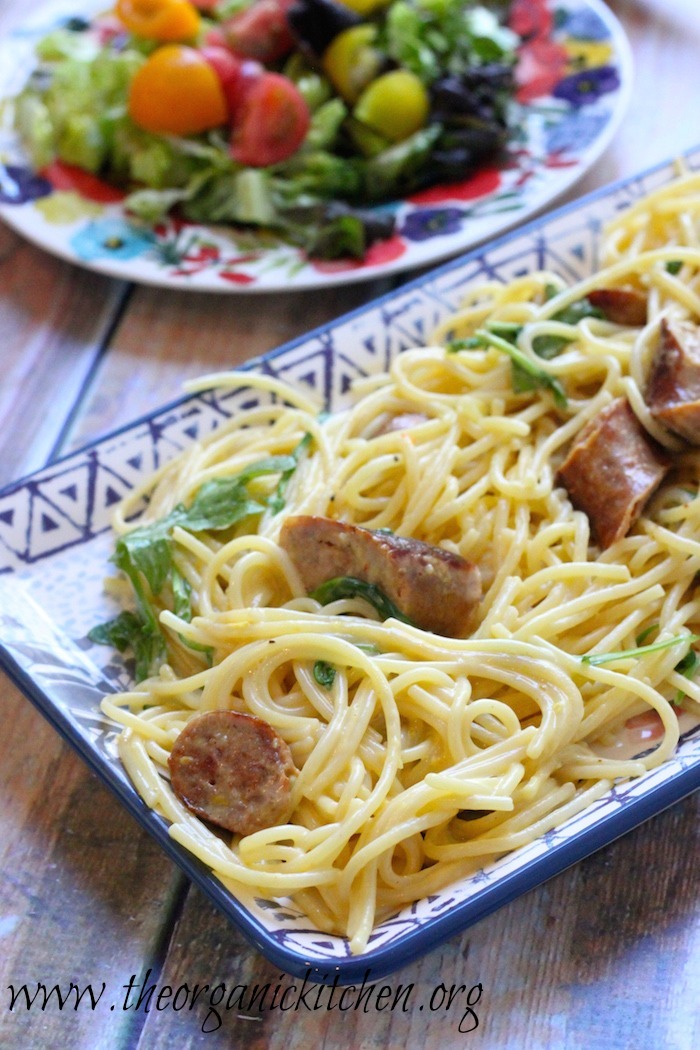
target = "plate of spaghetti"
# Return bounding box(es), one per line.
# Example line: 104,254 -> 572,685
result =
0,0 -> 631,290
2,148 -> 700,979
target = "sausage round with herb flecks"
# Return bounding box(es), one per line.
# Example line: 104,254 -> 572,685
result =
168,710 -> 297,836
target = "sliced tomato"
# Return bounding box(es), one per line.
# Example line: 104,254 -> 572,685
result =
230,72 -> 310,167
221,0 -> 296,64
200,45 -> 263,115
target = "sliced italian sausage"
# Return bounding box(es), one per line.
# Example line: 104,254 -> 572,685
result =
279,515 -> 481,636
645,317 -> 700,442
557,398 -> 669,548
587,287 -> 648,326
168,710 -> 297,836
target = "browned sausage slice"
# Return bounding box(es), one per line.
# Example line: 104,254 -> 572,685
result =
557,398 -> 669,548
645,317 -> 700,442
587,287 -> 648,326
168,710 -> 297,836
279,515 -> 481,636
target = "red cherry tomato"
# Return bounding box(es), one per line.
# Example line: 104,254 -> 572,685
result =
229,72 -> 310,167
221,0 -> 296,64
200,44 -> 263,115
200,43 -> 242,84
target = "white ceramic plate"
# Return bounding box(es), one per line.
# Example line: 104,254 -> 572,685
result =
0,0 -> 632,291
1,145 -> 700,981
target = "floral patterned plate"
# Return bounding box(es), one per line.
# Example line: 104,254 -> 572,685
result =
0,0 -> 632,290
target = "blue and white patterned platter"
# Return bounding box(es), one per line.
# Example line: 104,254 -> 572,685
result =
2,147 -> 700,982
0,0 -> 632,291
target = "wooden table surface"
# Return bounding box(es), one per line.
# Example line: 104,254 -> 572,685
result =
1,1 -> 699,1047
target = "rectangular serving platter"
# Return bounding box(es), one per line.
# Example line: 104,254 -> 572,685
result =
2,146 -> 700,982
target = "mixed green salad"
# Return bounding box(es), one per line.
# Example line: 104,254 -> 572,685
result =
10,0 -> 520,259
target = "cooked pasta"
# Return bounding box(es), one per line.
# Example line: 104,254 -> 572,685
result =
98,165 -> 700,953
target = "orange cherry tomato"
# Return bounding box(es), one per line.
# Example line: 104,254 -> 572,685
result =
116,0 -> 201,42
128,45 -> 228,135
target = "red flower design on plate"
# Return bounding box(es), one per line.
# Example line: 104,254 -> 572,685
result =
515,38 -> 569,103
544,150 -> 579,169
309,234 -> 406,274
40,161 -> 126,204
508,0 -> 553,40
219,270 -> 256,285
407,166 -> 502,207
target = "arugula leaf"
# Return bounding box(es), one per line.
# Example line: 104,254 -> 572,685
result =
313,660 -> 337,688
88,610 -> 143,652
547,297 -> 605,327
447,298 -> 603,404
275,199 -> 397,260
532,297 -> 605,359
115,516 -> 177,601
308,214 -> 367,261
91,455 -> 299,680
472,327 -> 568,408
269,434 -> 312,515
182,455 -> 295,532
383,0 -> 518,84
170,566 -> 214,659
88,610 -> 165,683
446,336 -> 483,352
355,642 -> 382,655
635,623 -> 659,645
674,648 -> 700,703
484,320 -> 522,340
630,624 -> 699,703
310,576 -> 415,625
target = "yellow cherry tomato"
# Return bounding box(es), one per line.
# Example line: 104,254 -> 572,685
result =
336,0 -> 391,14
353,70 -> 430,143
116,0 -> 201,42
128,45 -> 228,135
321,25 -> 383,104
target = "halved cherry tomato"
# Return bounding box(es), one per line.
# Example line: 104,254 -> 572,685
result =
116,0 -> 201,42
353,70 -> 429,143
128,45 -> 228,135
221,0 -> 296,64
336,0 -> 390,12
200,44 -> 263,115
321,24 -> 383,104
230,72 -> 310,167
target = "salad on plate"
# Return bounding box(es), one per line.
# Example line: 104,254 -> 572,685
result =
8,0 -> 522,259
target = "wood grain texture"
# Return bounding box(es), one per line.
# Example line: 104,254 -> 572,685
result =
1,2 -> 700,1048
64,280 -> 392,451
0,224 -> 123,485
